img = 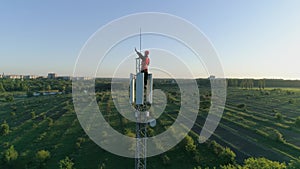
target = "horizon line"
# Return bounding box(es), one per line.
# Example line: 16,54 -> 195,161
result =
1,74 -> 300,81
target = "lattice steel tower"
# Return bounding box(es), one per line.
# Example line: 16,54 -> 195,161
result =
129,31 -> 153,169
130,58 -> 153,169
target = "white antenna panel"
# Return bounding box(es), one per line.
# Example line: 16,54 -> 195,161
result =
135,72 -> 144,105
129,73 -> 135,104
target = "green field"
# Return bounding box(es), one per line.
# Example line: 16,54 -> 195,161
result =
0,83 -> 230,169
207,87 -> 300,162
1,79 -> 300,168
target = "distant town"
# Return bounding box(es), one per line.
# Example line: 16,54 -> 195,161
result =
0,72 -> 91,80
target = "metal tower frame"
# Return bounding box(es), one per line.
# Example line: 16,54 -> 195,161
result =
135,105 -> 148,169
131,29 -> 152,169
134,56 -> 148,169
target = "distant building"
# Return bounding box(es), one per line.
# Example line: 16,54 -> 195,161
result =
6,75 -> 23,79
23,75 -> 39,79
57,76 -> 71,80
0,74 -> 2,78
47,73 -> 57,79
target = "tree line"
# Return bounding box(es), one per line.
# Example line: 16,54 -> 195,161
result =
0,79 -> 72,93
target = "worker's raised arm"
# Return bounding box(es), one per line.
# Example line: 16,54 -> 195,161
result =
135,48 -> 145,59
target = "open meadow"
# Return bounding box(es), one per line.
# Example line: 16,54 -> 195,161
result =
0,78 -> 300,168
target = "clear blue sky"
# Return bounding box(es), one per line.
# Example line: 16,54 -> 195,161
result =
1,0 -> 299,79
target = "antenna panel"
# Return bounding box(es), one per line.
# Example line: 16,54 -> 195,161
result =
146,74 -> 153,104
130,73 -> 135,104
135,72 -> 144,105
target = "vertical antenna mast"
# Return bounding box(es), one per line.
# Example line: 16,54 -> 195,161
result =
134,27 -> 147,169
136,28 -> 142,73
139,28 -> 142,52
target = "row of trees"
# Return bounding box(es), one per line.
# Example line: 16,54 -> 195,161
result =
228,78 -> 300,89
0,79 -> 71,93
2,131 -> 299,169
227,79 -> 266,89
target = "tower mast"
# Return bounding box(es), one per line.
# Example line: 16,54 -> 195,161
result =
135,28 -> 147,169
139,28 -> 142,52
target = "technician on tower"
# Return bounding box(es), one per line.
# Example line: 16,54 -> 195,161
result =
135,48 -> 150,89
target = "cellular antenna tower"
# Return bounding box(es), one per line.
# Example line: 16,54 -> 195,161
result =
130,29 -> 154,169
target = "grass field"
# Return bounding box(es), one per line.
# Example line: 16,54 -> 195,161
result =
209,87 -> 300,162
0,89 -> 223,169
1,82 -> 300,168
